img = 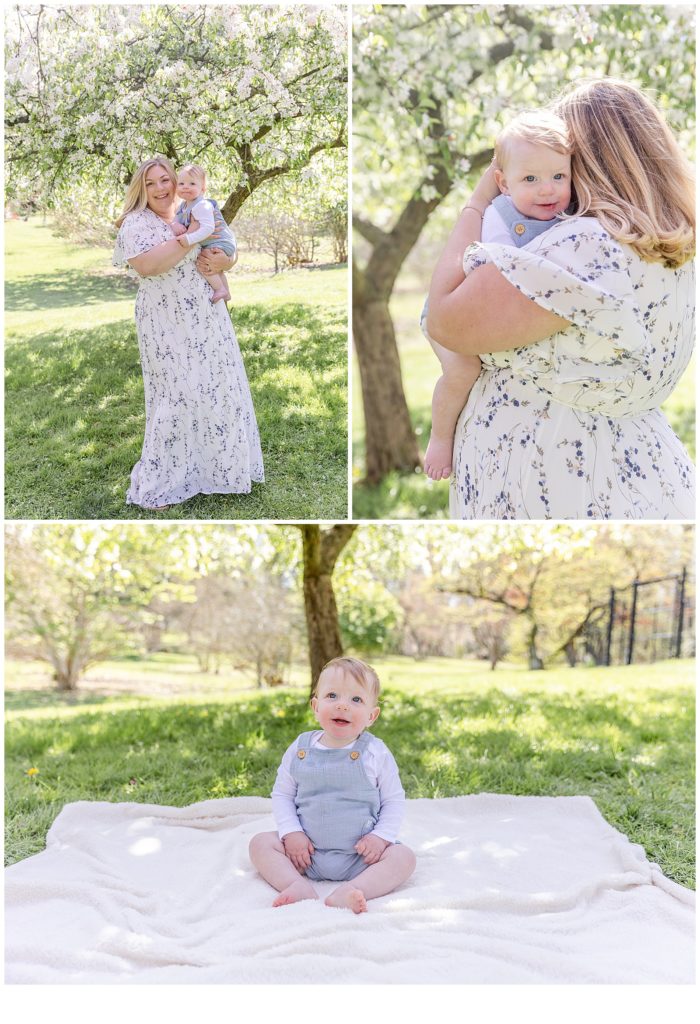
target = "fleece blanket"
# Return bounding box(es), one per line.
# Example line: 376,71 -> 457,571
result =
5,794 -> 694,984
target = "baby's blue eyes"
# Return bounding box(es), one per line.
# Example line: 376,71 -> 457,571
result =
323,692 -> 362,703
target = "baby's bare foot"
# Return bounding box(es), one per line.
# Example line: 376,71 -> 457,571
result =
210,289 -> 228,304
325,886 -> 368,914
424,434 -> 453,480
272,879 -> 318,907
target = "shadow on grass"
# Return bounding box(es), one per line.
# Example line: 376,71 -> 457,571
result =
4,689 -> 123,713
5,268 -> 137,311
6,300 -> 347,519
5,684 -> 694,883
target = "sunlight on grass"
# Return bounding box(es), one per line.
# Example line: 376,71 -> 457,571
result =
6,218 -> 348,520
5,654 -> 694,887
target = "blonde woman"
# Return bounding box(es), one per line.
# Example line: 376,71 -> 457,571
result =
113,157 -> 264,511
425,79 -> 694,520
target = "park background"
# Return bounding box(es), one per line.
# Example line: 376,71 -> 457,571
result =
5,520 -> 695,892
352,3 -> 696,518
4,3 -> 349,520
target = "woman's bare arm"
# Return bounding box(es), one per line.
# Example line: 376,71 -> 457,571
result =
426,165 -> 570,355
128,237 -> 192,278
427,264 -> 571,355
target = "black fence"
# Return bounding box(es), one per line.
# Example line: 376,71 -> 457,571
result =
580,569 -> 694,666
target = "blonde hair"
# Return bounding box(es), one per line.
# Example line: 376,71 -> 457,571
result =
554,78 -> 695,268
114,157 -> 177,227
495,110 -> 571,170
178,163 -> 207,188
314,657 -> 381,703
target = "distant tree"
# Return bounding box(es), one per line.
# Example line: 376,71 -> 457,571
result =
4,525 -> 173,689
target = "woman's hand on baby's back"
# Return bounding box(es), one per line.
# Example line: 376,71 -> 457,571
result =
282,831 -> 314,872
355,834 -> 390,865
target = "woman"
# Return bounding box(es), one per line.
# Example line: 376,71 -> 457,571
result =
426,79 -> 695,520
113,157 -> 264,510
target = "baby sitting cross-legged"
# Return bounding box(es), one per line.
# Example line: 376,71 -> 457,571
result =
249,657 -> 416,914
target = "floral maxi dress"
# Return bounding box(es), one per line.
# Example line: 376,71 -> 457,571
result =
440,217 -> 694,520
113,209 -> 264,508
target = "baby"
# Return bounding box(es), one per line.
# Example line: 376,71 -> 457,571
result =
170,163 -> 238,303
424,110 -> 572,480
249,656 -> 416,914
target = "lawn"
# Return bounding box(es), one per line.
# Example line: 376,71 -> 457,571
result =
5,218 -> 348,520
6,654 -> 695,888
352,274 -> 696,519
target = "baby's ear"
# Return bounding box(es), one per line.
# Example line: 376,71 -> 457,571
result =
494,167 -> 509,195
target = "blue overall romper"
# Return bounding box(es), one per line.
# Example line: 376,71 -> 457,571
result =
175,198 -> 237,257
290,731 -> 380,883
490,194 -> 560,246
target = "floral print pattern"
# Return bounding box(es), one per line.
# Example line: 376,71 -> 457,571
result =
428,217 -> 694,520
113,209 -> 264,508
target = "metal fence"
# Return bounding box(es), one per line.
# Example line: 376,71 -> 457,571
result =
580,569 -> 694,666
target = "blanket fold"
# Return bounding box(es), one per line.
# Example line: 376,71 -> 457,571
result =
5,794 -> 694,983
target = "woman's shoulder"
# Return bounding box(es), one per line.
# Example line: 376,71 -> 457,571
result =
121,207 -> 155,226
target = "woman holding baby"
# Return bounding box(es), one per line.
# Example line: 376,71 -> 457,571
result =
425,79 -> 695,520
113,157 -> 264,511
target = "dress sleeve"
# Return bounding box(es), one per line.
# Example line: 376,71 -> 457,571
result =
463,217 -> 646,354
112,211 -> 161,269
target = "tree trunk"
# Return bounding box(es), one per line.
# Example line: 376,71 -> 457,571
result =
353,275 -> 421,483
352,147 -> 491,484
526,618 -> 544,670
298,524 -> 358,694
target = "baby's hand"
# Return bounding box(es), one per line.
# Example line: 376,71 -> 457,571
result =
170,222 -> 187,237
355,833 -> 390,865
282,831 -> 315,873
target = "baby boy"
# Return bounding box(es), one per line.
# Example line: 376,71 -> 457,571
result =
424,110 -> 572,480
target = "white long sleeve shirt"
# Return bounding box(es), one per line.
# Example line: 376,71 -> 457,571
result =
271,730 -> 406,844
182,197 -> 216,246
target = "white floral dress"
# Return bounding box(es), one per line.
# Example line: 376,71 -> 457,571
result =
441,217 -> 694,520
113,209 -> 264,508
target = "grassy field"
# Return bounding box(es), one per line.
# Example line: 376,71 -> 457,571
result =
6,654 -> 695,888
352,273 -> 696,520
5,218 -> 348,520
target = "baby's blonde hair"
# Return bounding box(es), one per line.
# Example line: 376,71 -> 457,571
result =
114,157 -> 177,227
178,163 -> 207,188
494,110 -> 571,171
314,657 -> 381,703
554,78 -> 694,268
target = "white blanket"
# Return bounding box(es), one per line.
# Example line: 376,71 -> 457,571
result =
5,794 -> 694,984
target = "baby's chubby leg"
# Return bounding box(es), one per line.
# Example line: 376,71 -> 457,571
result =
325,844 -> 416,914
248,831 -> 319,907
201,270 -> 229,304
425,340 -> 482,480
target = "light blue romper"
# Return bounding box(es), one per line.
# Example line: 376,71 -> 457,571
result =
175,198 -> 237,258
490,194 -> 561,246
290,731 -> 380,883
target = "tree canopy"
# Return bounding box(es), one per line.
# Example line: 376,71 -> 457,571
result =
5,4 -> 347,221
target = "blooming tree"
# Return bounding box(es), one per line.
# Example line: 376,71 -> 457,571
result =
5,4 -> 347,223
353,4 -> 695,482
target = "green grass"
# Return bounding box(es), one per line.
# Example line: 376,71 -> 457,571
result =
352,278 -> 696,519
5,218 -> 348,519
6,654 -> 694,888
